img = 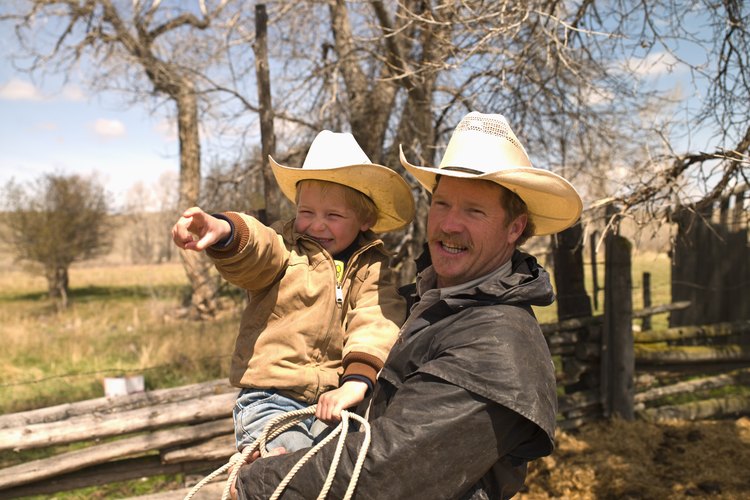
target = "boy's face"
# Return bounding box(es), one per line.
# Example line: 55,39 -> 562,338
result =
294,182 -> 372,256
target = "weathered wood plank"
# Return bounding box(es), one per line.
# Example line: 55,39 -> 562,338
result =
635,344 -> 750,364
632,300 -> 690,319
634,320 -> 750,343
0,392 -> 235,452
0,419 -> 233,490
0,456 -> 227,499
0,379 -> 234,430
161,433 -> 235,464
637,395 -> 750,421
634,367 -> 750,405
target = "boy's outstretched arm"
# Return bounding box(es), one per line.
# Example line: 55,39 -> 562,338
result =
172,206 -> 232,252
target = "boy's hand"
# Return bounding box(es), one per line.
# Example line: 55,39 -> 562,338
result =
315,380 -> 368,426
171,206 -> 231,251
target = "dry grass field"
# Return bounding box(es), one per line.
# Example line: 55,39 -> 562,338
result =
0,258 -> 240,414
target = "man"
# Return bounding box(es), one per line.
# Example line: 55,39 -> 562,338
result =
232,111 -> 583,499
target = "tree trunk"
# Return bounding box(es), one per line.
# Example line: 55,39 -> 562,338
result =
175,85 -> 219,318
254,3 -> 282,225
46,265 -> 69,309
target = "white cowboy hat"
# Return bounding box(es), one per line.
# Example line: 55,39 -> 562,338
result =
270,130 -> 415,233
399,111 -> 582,235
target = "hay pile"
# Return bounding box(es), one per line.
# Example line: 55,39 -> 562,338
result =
519,417 -> 750,499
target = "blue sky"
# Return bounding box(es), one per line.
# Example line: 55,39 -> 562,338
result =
0,31 -> 179,210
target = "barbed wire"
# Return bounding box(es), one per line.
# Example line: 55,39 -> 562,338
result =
0,354 -> 230,388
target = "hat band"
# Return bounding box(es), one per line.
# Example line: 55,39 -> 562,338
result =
441,166 -> 484,175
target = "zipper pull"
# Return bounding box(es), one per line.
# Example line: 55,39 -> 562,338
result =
334,259 -> 345,306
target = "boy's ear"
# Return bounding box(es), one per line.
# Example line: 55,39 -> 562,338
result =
359,220 -> 374,232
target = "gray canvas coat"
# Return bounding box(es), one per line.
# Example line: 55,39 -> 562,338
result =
237,250 -> 558,500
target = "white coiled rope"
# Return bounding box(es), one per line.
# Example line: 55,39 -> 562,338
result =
183,405 -> 371,500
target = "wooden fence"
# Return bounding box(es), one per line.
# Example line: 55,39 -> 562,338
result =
551,188 -> 749,429
0,379 -> 236,499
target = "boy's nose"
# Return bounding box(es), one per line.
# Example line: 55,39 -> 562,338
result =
311,217 -> 327,232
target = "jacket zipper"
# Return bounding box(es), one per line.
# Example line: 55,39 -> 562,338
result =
335,282 -> 344,305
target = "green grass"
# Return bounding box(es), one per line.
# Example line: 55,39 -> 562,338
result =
533,250 -> 671,328
0,262 -> 238,415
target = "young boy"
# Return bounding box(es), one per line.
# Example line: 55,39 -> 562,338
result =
171,130 -> 415,453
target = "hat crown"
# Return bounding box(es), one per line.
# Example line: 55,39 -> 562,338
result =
439,112 -> 532,173
302,130 -> 372,170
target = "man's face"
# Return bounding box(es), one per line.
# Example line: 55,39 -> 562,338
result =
427,176 -> 527,288
294,181 -> 371,256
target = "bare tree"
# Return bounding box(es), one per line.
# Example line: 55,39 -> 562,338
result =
1,174 -> 111,308
1,0 -> 253,318
259,1 -> 747,267
4,0 -> 747,292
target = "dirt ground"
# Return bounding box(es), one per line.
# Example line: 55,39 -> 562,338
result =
517,416 -> 750,499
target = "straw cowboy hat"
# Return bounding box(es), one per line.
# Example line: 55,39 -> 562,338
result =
270,130 -> 415,233
399,111 -> 582,236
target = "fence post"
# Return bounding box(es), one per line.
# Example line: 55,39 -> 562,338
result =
642,272 -> 651,331
552,222 -> 592,320
601,217 -> 634,420
590,230 -> 600,311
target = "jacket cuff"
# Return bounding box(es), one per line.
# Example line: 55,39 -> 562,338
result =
206,212 -> 250,259
342,352 -> 384,386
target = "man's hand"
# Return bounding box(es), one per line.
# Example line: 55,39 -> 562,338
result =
171,206 -> 231,251
229,446 -> 286,500
315,380 -> 368,426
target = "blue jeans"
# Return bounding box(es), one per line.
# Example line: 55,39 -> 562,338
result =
233,389 -> 331,452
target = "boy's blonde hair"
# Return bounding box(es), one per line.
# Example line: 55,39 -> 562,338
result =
295,179 -> 378,228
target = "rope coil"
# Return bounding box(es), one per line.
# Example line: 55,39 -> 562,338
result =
184,405 -> 370,500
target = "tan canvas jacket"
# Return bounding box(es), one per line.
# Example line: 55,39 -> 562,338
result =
206,212 -> 405,403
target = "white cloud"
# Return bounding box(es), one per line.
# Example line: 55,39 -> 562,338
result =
35,121 -> 59,132
582,86 -> 614,106
92,118 -> 126,138
61,84 -> 86,102
623,52 -> 681,77
0,78 -> 43,101
154,118 -> 178,142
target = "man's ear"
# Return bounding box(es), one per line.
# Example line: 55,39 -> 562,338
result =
508,214 -> 527,244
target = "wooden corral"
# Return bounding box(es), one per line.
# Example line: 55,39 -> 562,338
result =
671,186 -> 749,326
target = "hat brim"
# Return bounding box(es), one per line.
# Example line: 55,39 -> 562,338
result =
270,156 -> 415,233
400,149 -> 582,236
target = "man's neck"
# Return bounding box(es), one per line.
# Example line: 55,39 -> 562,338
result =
417,258 -> 514,298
